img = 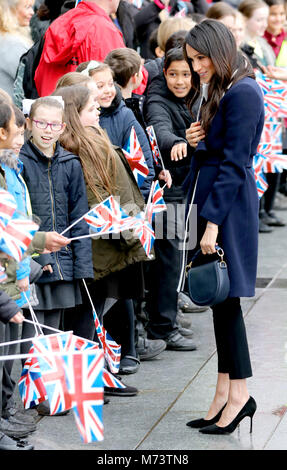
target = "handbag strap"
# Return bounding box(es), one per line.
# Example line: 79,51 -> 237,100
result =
191,245 -> 224,264
185,246 -> 226,278
177,171 -> 200,293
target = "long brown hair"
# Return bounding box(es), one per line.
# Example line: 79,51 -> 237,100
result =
184,19 -> 254,132
54,85 -> 117,201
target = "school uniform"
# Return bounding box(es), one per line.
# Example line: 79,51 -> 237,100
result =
19,140 -> 94,353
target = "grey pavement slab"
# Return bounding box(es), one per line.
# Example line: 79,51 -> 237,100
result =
9,211 -> 287,451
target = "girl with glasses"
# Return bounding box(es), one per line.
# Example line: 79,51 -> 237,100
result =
19,97 -> 94,415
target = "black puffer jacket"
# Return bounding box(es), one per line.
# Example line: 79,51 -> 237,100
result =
20,140 -> 94,283
144,72 -> 194,200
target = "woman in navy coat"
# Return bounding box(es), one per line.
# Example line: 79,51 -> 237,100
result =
183,20 -> 264,434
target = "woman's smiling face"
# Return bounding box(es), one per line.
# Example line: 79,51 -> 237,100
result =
185,44 -> 216,84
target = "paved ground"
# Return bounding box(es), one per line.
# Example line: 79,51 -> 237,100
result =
10,210 -> 287,452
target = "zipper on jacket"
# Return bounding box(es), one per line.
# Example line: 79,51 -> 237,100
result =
48,160 -> 64,280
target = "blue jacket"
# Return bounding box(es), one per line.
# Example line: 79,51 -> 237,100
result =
99,87 -> 155,201
20,140 -> 94,283
184,77 -> 265,298
0,153 -> 31,306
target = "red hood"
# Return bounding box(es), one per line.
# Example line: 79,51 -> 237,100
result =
42,2 -> 113,65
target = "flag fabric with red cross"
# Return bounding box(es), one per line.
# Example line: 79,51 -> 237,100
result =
257,143 -> 287,173
62,350 -> 104,443
71,334 -> 125,389
133,212 -> 155,257
18,344 -> 48,409
253,153 -> 269,198
146,180 -> 167,225
256,72 -> 287,120
92,311 -> 121,374
123,126 -> 149,188
33,332 -> 75,415
0,213 -> 39,262
146,126 -> 160,166
0,189 -> 17,230
84,195 -> 136,236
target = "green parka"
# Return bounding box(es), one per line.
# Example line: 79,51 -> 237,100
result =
86,147 -> 154,281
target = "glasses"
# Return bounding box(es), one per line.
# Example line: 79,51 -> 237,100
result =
32,119 -> 64,132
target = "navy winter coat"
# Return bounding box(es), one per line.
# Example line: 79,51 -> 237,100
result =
99,87 -> 155,201
184,77 -> 265,298
20,140 -> 94,283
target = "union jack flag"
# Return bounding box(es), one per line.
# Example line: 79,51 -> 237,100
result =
33,332 -> 74,415
93,311 -> 121,374
72,334 -> 125,389
123,126 -> 149,187
146,180 -> 167,224
62,350 -> 104,443
0,265 -> 7,283
18,345 -> 48,409
0,189 -> 17,230
257,143 -> 287,173
0,213 -> 39,262
262,121 -> 282,147
253,153 -> 269,198
146,126 -> 160,166
133,212 -> 155,257
256,72 -> 287,120
84,196 -> 136,236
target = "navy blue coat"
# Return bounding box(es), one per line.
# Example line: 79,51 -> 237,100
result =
99,88 -> 155,201
184,77 -> 265,298
20,140 -> 94,283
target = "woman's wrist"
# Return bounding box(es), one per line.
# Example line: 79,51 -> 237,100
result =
206,222 -> 218,231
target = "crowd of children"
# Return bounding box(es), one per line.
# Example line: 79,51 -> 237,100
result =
0,0 -> 286,450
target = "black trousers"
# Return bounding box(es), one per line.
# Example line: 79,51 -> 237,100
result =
260,172 -> 281,215
211,297 -> 252,380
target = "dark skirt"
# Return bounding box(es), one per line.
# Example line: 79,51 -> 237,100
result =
90,262 -> 145,300
34,280 -> 82,310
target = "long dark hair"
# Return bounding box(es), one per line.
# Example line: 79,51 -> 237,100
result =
184,19 -> 254,132
54,85 -> 118,201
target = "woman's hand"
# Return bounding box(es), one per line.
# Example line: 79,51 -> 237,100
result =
170,142 -> 187,161
200,222 -> 218,255
186,122 -> 205,148
158,169 -> 172,188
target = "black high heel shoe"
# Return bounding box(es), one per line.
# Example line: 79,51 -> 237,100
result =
199,396 -> 257,435
186,403 -> 227,429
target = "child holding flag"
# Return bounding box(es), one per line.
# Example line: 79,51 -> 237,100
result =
76,60 -> 155,201
55,84 -> 152,378
19,96 -> 94,415
143,47 -> 199,350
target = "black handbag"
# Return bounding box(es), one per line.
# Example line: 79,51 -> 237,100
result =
185,246 -> 230,307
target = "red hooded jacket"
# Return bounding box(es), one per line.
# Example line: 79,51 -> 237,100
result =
35,2 -> 133,96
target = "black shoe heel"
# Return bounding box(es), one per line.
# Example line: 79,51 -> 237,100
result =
199,396 -> 257,435
250,410 -> 256,434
